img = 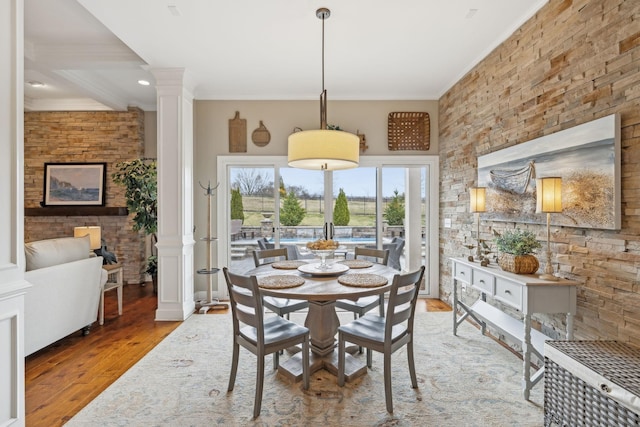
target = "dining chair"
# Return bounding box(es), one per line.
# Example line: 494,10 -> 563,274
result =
253,248 -> 309,319
337,265 -> 425,413
222,267 -> 310,419
335,247 -> 390,320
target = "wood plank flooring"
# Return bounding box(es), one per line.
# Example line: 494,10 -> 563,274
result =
25,284 -> 450,426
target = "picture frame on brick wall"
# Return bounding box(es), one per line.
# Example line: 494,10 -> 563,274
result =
477,114 -> 621,230
43,162 -> 106,206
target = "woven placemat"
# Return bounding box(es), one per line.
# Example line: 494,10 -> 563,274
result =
258,275 -> 305,289
339,260 -> 373,269
338,273 -> 388,288
271,260 -> 306,270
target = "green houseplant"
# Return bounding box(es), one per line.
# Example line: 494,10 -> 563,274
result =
112,159 -> 158,290
494,228 -> 541,274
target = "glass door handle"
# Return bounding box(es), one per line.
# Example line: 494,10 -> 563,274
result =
324,222 -> 334,239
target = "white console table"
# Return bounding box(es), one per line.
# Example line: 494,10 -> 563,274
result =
451,257 -> 577,400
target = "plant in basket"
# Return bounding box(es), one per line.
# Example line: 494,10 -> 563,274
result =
494,228 -> 541,274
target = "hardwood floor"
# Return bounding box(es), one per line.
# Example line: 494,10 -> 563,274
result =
25,286 -> 450,426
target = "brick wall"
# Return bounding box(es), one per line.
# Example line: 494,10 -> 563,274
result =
24,108 -> 147,284
439,0 -> 640,345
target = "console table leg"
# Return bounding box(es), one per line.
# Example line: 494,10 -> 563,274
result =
566,312 -> 574,340
453,279 -> 458,336
523,314 -> 532,400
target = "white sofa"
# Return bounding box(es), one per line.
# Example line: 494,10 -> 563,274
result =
24,235 -> 107,356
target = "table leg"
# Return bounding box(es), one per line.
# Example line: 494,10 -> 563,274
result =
453,278 -> 458,336
277,300 -> 368,383
116,268 -> 123,315
306,300 -> 340,356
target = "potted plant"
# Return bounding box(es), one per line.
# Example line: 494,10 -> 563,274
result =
494,228 -> 542,274
112,159 -> 158,291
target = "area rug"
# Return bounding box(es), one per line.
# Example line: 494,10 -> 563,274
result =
66,311 -> 544,426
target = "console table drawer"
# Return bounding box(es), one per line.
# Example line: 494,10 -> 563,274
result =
495,278 -> 522,309
454,262 -> 472,283
472,270 -> 495,294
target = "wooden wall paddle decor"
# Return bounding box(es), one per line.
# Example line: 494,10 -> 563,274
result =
358,132 -> 368,153
228,111 -> 247,153
387,112 -> 430,151
251,121 -> 271,147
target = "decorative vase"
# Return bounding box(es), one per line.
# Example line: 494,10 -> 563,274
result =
498,253 -> 539,274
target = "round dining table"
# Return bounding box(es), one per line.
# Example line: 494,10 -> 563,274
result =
245,259 -> 400,383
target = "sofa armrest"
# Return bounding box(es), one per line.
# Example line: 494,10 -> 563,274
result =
24,256 -> 104,355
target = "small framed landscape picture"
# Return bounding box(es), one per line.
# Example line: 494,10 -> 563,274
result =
43,162 -> 106,206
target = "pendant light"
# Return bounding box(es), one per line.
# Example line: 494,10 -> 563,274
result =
287,8 -> 360,171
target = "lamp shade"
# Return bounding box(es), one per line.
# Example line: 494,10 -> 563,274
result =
74,226 -> 101,250
469,187 -> 487,213
288,129 -> 360,170
536,177 -> 562,213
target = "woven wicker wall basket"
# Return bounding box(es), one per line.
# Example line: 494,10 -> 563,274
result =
387,112 -> 430,151
498,253 -> 539,274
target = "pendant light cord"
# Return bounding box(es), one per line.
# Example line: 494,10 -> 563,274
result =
321,13 -> 325,94
318,8 -> 329,129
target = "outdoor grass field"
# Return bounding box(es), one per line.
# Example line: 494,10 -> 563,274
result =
240,196 -> 377,226
237,195 -> 425,227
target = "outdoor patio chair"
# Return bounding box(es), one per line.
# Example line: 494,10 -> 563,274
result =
385,237 -> 405,271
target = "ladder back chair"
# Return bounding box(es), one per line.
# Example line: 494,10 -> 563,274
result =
337,265 -> 425,413
335,247 -> 390,319
253,248 -> 309,319
222,267 -> 310,419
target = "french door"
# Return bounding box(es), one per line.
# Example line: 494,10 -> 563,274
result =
217,156 -> 439,298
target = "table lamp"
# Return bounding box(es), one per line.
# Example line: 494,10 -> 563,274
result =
470,187 -> 486,261
74,226 -> 102,255
536,177 -> 562,280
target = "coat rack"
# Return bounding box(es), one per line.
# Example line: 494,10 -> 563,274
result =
195,181 -> 228,313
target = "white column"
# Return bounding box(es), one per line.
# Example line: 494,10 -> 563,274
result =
152,68 -> 195,321
1,1 -> 29,425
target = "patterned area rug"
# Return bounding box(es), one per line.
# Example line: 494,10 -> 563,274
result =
66,311 -> 544,426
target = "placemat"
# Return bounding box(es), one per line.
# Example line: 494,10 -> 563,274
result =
258,275 -> 305,289
338,273 -> 388,288
339,260 -> 373,269
271,260 -> 306,270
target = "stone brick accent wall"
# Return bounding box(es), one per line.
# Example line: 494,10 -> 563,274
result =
439,0 -> 640,345
24,108 -> 147,285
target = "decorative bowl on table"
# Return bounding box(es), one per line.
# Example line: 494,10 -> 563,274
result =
306,239 -> 339,270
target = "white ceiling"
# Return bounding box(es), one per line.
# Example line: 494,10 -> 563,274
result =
24,0 -> 547,112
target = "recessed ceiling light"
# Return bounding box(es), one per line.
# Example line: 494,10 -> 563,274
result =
138,80 -> 150,86
27,80 -> 45,87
